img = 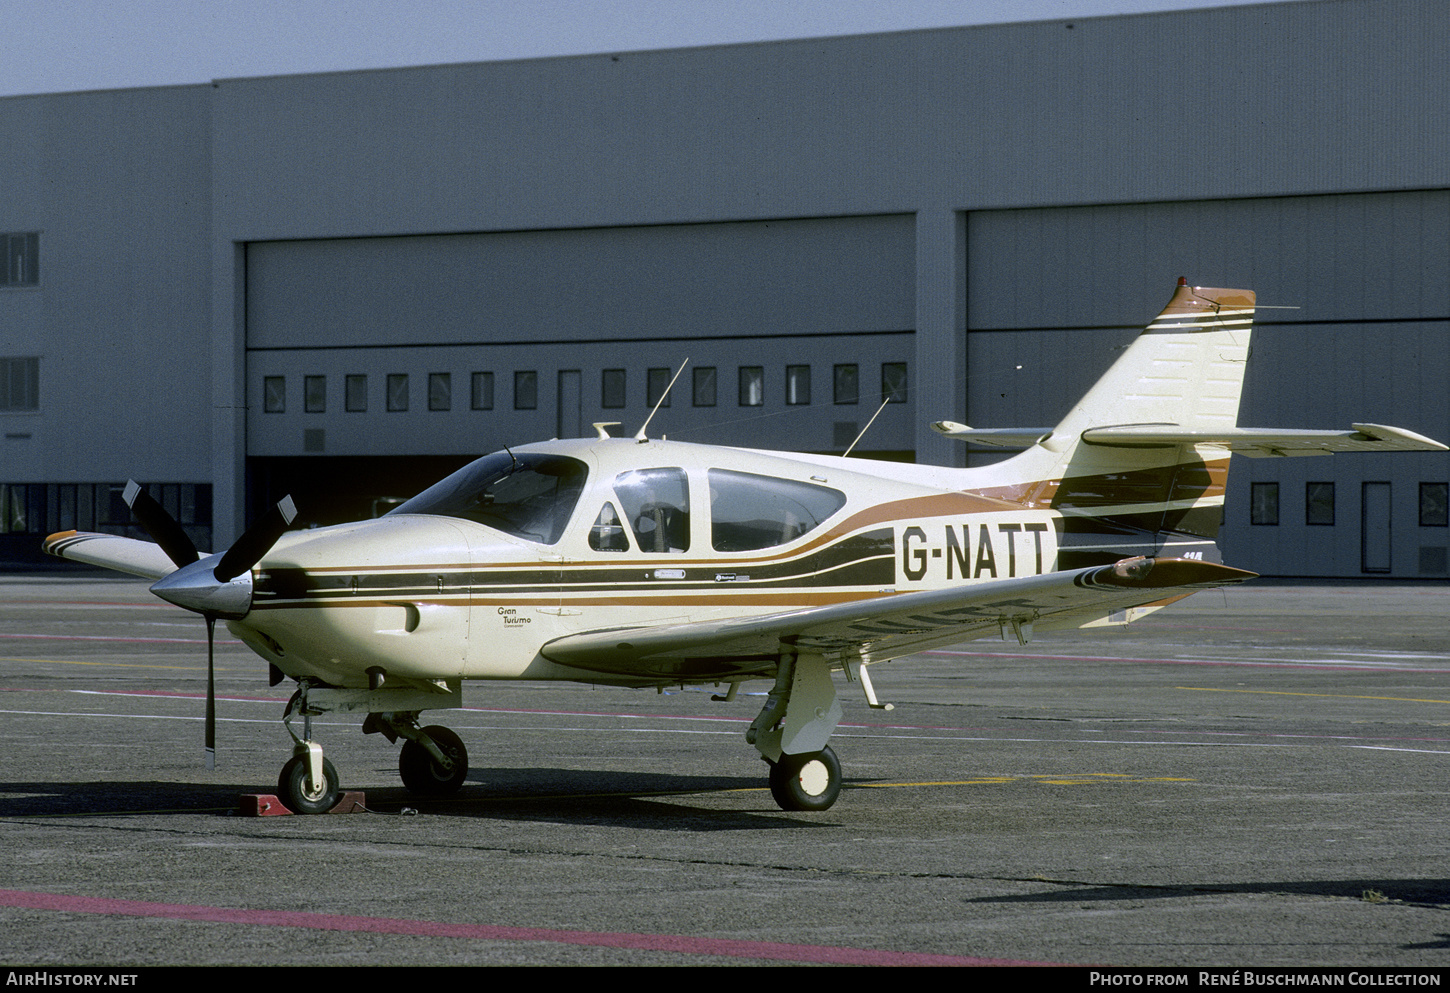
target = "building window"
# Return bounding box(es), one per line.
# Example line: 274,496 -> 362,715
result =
882,362 -> 908,404
345,374 -> 367,412
514,370 -> 537,410
387,374 -> 409,412
834,364 -> 859,405
739,366 -> 763,406
1420,483 -> 1448,527
602,369 -> 626,409
0,233 -> 38,287
1305,482 -> 1334,525
1250,482 -> 1279,525
263,376 -> 286,413
304,375 -> 326,413
786,365 -> 811,405
429,372 -> 451,411
0,357 -> 39,411
0,484 -> 41,533
471,372 -> 494,410
646,368 -> 672,407
693,367 -> 716,407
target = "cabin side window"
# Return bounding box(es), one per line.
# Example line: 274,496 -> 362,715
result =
708,469 -> 846,552
589,502 -> 631,551
613,468 -> 690,553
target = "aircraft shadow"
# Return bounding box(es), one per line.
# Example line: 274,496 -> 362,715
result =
965,878 -> 1450,908
363,765 -> 842,830
0,769 -> 841,831
0,780 -> 258,817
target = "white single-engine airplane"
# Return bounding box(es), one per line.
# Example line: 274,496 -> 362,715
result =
45,279 -> 1446,813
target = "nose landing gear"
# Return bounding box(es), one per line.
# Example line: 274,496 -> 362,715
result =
278,684 -> 344,814
274,678 -> 469,814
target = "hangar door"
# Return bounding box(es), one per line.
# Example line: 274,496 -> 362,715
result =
966,192 -> 1450,578
246,216 -> 913,351
242,216 -> 917,523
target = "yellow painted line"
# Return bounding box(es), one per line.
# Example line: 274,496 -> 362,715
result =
0,656 -> 200,671
1179,686 -> 1450,705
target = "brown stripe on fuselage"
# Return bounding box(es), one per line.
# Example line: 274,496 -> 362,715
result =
966,458 -> 1229,537
248,589 -> 895,611
819,490 -> 1025,538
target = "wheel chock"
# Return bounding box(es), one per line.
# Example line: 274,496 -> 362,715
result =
237,791 -> 367,816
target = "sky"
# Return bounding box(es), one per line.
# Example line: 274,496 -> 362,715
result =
2,0 -> 1309,99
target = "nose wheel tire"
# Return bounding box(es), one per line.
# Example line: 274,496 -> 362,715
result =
768,745 -> 841,811
278,755 -> 341,814
399,725 -> 469,795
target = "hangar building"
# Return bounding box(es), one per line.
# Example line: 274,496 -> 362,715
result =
1,0 -> 1447,578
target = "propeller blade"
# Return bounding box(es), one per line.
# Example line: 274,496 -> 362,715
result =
122,480 -> 200,569
213,495 -> 298,583
205,616 -> 216,771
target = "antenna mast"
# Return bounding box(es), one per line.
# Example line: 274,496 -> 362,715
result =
634,359 -> 689,442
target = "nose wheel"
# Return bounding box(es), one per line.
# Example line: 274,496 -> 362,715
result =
278,752 -> 341,814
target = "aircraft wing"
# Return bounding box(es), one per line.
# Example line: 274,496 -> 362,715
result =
540,556 -> 1255,681
43,530 -> 182,580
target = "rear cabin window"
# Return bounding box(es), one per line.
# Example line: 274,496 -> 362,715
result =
708,469 -> 846,552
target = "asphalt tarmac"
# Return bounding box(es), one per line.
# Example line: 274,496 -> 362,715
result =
0,574 -> 1447,967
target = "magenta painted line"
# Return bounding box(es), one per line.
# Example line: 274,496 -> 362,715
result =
923,649 -> 1450,673
71,689 -> 285,703
0,889 -> 1041,966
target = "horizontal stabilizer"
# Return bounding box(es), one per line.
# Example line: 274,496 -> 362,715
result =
931,421 -> 1050,448
43,531 -> 189,580
1079,422 -> 1448,457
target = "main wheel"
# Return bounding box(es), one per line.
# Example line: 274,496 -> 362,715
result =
277,755 -> 341,814
768,745 -> 842,811
399,725 -> 469,795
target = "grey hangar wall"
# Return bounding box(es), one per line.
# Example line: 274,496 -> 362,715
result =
1,0 -> 1447,577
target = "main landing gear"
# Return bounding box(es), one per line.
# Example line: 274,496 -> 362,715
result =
748,651 -> 849,812
275,678 -> 469,814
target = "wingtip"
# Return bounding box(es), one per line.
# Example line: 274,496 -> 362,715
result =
42,530 -> 80,556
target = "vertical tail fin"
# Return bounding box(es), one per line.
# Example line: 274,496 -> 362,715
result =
1044,279 -> 1256,452
1033,280 -> 1255,544
960,280 -> 1256,556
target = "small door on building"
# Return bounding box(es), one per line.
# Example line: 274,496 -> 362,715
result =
1361,481 -> 1391,574
557,369 -> 581,439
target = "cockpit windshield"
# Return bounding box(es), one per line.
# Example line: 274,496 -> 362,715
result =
386,451 -> 588,545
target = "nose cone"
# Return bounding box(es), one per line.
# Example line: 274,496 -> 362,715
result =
150,553 -> 254,618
